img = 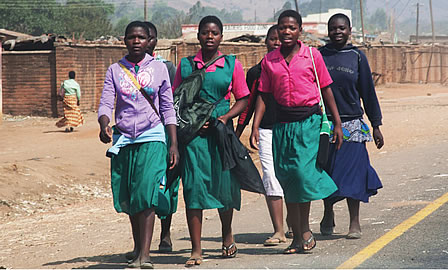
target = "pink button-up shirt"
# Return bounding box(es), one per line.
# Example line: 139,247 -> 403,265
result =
259,40 -> 332,107
172,50 -> 249,100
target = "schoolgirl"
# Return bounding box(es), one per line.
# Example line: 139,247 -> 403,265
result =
171,15 -> 249,267
319,13 -> 384,239
98,21 -> 179,268
250,10 -> 343,254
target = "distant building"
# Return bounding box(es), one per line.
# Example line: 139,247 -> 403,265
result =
302,8 -> 352,36
181,23 -> 275,41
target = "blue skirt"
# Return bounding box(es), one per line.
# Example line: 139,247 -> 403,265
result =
324,141 -> 382,204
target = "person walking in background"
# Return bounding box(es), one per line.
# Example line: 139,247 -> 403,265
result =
250,10 -> 343,254
144,21 -> 176,85
143,20 -> 179,254
56,71 -> 84,132
236,24 -> 292,246
172,15 -> 249,267
98,21 -> 179,269
319,13 -> 384,239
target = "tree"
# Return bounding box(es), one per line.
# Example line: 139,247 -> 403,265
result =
0,0 -> 65,35
64,0 -> 114,40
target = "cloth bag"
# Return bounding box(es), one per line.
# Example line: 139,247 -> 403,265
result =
309,47 -> 331,168
173,55 -> 227,145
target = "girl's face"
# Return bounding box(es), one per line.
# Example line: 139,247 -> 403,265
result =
328,18 -> 351,47
197,22 -> 223,52
146,27 -> 158,55
278,16 -> 302,48
266,29 -> 281,52
125,26 -> 149,58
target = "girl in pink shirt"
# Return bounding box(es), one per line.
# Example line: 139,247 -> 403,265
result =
250,10 -> 343,254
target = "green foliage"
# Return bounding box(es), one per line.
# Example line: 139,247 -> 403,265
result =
64,0 -> 114,40
0,0 -> 114,40
0,0 -> 65,35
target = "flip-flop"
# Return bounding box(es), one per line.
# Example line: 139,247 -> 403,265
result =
264,236 -> 287,246
302,231 -> 316,252
185,257 -> 203,267
222,242 -> 238,258
128,260 -> 154,269
346,231 -> 362,239
283,245 -> 303,254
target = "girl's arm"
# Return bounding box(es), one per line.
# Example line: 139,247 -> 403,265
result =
249,93 -> 267,150
98,66 -> 116,144
165,124 -> 179,169
217,97 -> 248,125
321,86 -> 343,150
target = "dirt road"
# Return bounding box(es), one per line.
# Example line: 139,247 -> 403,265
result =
1,83 -> 447,268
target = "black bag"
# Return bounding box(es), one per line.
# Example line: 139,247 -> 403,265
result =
317,133 -> 330,168
173,55 -> 226,145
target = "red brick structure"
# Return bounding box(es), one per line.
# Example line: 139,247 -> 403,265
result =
1,42 -> 447,117
2,44 -> 126,117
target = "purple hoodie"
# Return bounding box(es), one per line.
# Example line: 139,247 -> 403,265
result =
98,54 -> 177,138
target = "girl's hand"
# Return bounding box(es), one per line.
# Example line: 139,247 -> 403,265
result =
373,126 -> 384,149
99,126 -> 112,144
332,123 -> 343,150
168,145 -> 180,169
250,128 -> 260,150
198,121 -> 211,135
217,115 -> 229,125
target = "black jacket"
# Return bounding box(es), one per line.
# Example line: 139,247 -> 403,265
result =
212,119 -> 265,195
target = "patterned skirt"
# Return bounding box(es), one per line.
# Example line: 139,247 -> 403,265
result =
56,95 -> 84,128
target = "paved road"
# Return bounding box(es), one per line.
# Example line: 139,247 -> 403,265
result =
144,140 -> 448,269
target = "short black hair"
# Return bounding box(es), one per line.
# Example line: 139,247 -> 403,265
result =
68,71 -> 76,79
143,21 -> 158,37
198,15 -> 223,34
266,24 -> 278,38
278,9 -> 302,27
328,13 -> 351,28
125,21 -> 150,38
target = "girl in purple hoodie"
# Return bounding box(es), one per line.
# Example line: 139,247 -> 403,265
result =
98,21 -> 179,269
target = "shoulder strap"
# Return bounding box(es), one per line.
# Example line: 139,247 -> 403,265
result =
203,54 -> 226,69
118,62 -> 160,118
309,47 -> 326,114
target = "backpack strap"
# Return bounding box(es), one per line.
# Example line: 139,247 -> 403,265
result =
118,62 -> 160,119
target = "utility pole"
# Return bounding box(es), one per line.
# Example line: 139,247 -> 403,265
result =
294,0 -> 299,13
359,0 -> 366,44
415,2 -> 422,43
144,0 -> 147,21
429,0 -> 436,43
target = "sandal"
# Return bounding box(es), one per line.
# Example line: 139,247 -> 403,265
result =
264,236 -> 287,246
302,231 -> 316,252
283,245 -> 303,254
221,242 -> 238,258
185,257 -> 203,267
128,260 -> 154,269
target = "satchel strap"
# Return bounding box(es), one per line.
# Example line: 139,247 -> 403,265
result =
118,62 -> 160,119
309,47 -> 326,114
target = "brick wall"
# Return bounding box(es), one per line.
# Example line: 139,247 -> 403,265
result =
2,50 -> 57,116
2,42 -> 447,117
54,44 -> 127,116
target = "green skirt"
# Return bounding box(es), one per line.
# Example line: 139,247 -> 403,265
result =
111,141 -> 167,215
181,133 -> 241,211
272,114 -> 338,203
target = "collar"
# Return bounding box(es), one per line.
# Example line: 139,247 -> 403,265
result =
193,49 -> 225,68
271,40 -> 308,60
120,54 -> 153,69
